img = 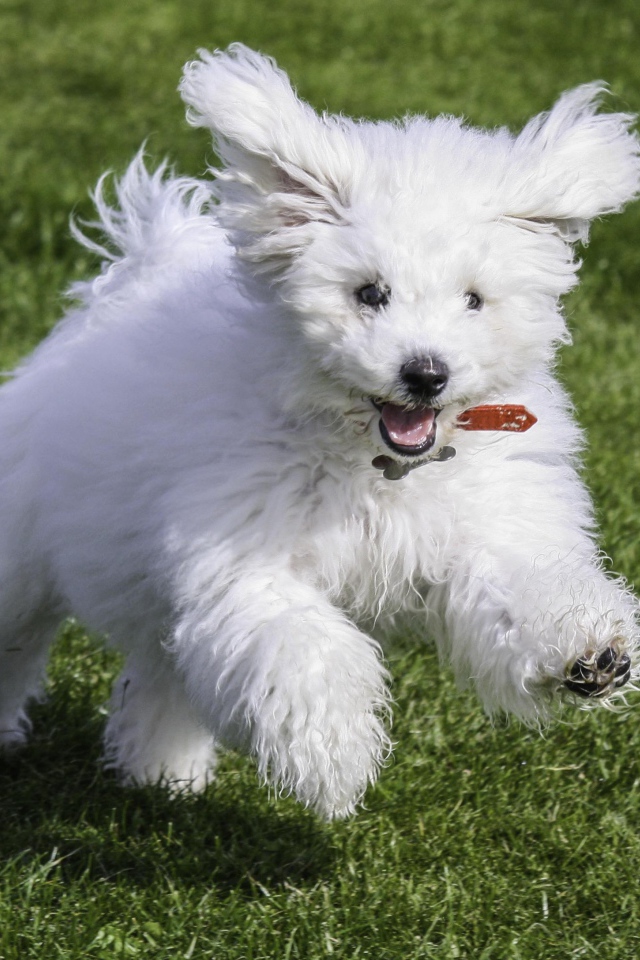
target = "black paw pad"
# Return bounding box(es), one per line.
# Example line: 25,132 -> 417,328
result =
565,648 -> 631,698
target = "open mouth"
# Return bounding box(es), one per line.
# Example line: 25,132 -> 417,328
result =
371,399 -> 440,457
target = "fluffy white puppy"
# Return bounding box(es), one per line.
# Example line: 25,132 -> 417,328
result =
1,44 -> 639,818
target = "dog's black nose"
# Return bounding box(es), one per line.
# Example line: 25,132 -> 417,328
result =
400,357 -> 449,401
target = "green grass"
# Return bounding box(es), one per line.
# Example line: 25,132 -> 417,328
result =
2,0 -> 640,956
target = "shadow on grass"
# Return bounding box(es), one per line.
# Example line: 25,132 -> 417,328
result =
0,678 -> 336,893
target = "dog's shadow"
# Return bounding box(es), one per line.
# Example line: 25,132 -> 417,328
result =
0,675 -> 336,892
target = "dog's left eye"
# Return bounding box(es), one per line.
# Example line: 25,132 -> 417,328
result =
464,290 -> 484,311
356,283 -> 390,308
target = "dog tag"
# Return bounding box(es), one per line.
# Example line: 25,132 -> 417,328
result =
372,456 -> 411,480
371,445 -> 456,480
431,445 -> 456,462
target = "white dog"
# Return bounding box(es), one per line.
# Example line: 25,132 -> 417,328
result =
1,44 -> 639,818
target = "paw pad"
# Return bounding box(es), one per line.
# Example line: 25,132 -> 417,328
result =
565,646 -> 632,698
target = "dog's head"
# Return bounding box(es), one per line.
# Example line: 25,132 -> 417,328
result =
181,45 -> 640,462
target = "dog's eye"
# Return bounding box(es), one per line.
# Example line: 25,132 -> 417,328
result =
356,283 -> 390,308
464,290 -> 484,311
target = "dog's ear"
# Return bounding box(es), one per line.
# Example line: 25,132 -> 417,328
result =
180,44 -> 355,260
505,84 -> 640,242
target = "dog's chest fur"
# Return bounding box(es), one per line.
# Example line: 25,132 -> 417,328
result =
283,459 -> 455,620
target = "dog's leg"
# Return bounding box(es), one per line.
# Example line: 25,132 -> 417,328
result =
427,463 -> 639,719
171,572 -> 391,819
0,612 -> 60,750
104,647 -> 217,793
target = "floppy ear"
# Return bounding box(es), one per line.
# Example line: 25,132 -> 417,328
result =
505,84 -> 640,241
179,44 -> 355,258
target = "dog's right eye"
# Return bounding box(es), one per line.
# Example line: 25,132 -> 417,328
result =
356,283 -> 390,308
464,290 -> 484,311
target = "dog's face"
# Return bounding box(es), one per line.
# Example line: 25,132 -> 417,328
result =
277,185 -> 570,459
181,45 -> 640,461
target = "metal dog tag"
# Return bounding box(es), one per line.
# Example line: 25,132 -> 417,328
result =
431,445 -> 456,462
371,445 -> 456,481
371,456 -> 409,480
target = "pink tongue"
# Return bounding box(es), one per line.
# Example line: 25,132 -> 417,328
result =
380,403 -> 436,447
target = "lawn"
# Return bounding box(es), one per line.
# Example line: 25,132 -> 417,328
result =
1,0 -> 640,957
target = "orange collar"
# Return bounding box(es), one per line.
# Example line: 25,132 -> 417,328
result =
457,404 -> 537,432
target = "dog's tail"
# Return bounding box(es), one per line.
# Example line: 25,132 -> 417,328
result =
69,150 -> 216,303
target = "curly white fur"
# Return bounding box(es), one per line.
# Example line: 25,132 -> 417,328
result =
1,44 -> 639,818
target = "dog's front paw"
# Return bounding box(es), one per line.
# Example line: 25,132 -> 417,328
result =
564,645 -> 632,699
253,702 -> 391,820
